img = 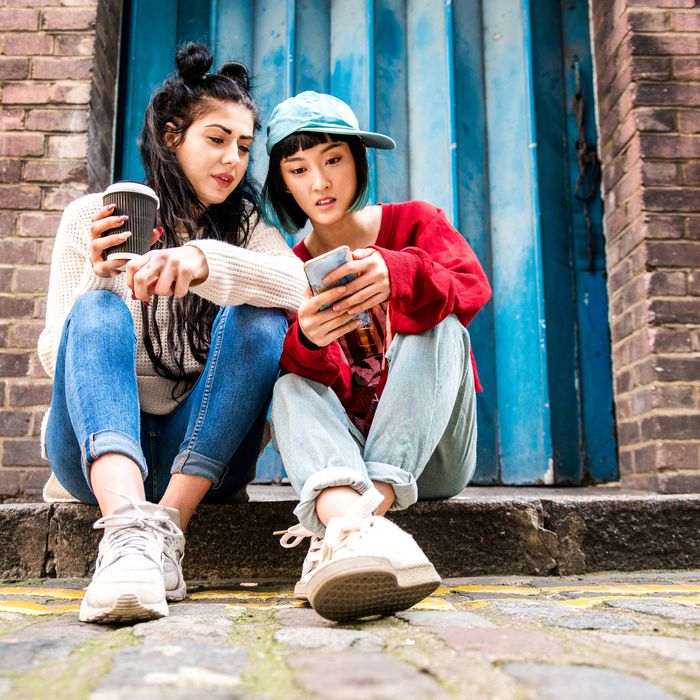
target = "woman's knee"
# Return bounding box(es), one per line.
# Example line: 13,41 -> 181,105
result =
218,305 -> 287,359
69,291 -> 132,337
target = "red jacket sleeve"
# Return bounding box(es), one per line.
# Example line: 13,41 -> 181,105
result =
372,205 -> 491,334
279,320 -> 353,401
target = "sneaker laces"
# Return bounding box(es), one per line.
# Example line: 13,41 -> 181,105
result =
274,487 -> 385,566
93,489 -> 183,564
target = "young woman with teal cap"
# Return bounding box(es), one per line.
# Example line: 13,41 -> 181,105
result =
262,91 -> 492,621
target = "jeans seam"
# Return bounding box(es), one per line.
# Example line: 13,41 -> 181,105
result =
184,306 -> 228,451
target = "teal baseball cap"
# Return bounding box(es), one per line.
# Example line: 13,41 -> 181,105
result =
266,91 -> 396,155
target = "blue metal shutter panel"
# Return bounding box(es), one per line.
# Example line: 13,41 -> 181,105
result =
115,0 -> 617,485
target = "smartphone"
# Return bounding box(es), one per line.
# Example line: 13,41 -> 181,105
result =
303,246 -> 370,327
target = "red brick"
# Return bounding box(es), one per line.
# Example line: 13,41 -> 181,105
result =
640,134 -> 700,158
0,240 -> 36,264
25,109 -> 88,132
0,212 -> 17,238
0,295 -> 35,320
13,268 -> 49,293
7,0 -> 60,5
690,271 -> 700,295
627,0 -> 695,6
652,354 -> 700,382
18,212 -> 62,238
627,9 -> 670,32
674,58 -> 700,81
635,82 -> 700,107
648,270 -> 687,295
658,470 -> 700,495
643,188 -> 700,212
43,185 -> 86,211
640,161 -> 679,186
31,57 -> 92,80
0,109 -> 24,131
631,33 -> 700,56
0,133 -> 44,157
649,327 -> 693,352
49,82 -> 91,104
28,351 -> 48,378
631,56 -> 672,80
0,161 -> 21,184
36,240 -> 54,264
10,322 -> 43,348
650,297 -> 700,323
46,134 -> 87,159
0,270 -> 11,292
2,82 -> 50,104
0,8 -> 39,30
0,469 -> 20,497
24,160 -> 87,183
1,32 -> 53,55
2,439 -> 43,466
31,411 -> 45,437
0,185 -> 41,209
687,216 -> 700,239
8,381 -> 51,406
41,7 -> 96,30
0,57 -> 29,80
636,108 -> 675,132
682,162 -> 700,185
679,110 -> 700,133
671,10 -> 700,31
642,414 -> 700,441
0,411 -> 31,437
0,353 -> 30,377
54,34 -> 95,56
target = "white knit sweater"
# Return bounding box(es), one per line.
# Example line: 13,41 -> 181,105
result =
38,192 -> 306,415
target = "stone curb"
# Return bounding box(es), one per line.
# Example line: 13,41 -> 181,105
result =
1,489 -> 698,579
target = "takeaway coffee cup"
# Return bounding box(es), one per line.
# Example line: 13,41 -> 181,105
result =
102,182 -> 160,264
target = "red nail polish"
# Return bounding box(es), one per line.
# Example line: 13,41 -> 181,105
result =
156,226 -> 164,234
130,292 -> 136,300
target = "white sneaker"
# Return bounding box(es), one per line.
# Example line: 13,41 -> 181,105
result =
160,506 -> 187,602
278,524 -> 323,600
79,493 -> 181,624
278,488 -> 441,621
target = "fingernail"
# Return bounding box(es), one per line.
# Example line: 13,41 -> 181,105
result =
122,231 -> 132,238
107,203 -> 116,210
130,292 -> 136,300
156,226 -> 164,234
119,215 -> 128,221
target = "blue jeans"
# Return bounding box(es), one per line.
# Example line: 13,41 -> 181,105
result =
271,314 -> 477,535
46,290 -> 287,505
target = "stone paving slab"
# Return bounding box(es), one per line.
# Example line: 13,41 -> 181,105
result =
0,572 -> 699,699
2,488 -> 699,580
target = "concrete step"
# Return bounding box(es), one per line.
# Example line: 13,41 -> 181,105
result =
1,485 -> 699,581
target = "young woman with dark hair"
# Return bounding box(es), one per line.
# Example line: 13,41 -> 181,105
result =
38,43 -> 306,624
262,92 -> 492,621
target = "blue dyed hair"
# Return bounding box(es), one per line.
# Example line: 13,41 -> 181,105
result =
261,132 -> 370,234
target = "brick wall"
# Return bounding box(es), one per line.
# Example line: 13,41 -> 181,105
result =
0,0 -> 119,501
590,0 -> 700,492
1,0 -> 698,498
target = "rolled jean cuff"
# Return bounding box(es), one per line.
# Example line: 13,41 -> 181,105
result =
82,430 -> 147,488
171,448 -> 228,488
365,461 -> 418,511
294,466 -> 373,537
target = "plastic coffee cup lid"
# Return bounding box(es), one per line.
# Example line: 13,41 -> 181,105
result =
104,181 -> 160,209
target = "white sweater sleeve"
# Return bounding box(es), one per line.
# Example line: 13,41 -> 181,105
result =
186,217 -> 306,312
37,193 -> 121,379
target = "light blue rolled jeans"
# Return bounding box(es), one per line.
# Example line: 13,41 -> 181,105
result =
270,314 -> 477,536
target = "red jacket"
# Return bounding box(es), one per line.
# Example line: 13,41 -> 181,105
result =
280,201 -> 492,430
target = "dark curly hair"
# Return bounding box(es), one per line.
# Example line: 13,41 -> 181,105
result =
138,42 -> 260,398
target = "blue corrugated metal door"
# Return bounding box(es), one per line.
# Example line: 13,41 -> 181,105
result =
116,0 -> 617,485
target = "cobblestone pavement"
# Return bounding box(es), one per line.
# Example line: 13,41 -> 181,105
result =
0,571 -> 698,699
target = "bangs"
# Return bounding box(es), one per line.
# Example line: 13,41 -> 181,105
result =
275,131 -> 335,160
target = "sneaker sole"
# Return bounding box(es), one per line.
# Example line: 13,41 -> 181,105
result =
79,593 -> 168,624
293,580 -> 308,600
307,556 -> 440,622
165,583 -> 187,602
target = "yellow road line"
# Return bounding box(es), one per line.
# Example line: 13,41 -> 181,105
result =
0,587 -> 84,600
0,601 -> 80,615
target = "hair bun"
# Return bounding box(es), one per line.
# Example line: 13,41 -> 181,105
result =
176,42 -> 214,85
218,61 -> 250,92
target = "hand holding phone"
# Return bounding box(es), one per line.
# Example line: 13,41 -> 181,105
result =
304,246 -> 370,326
